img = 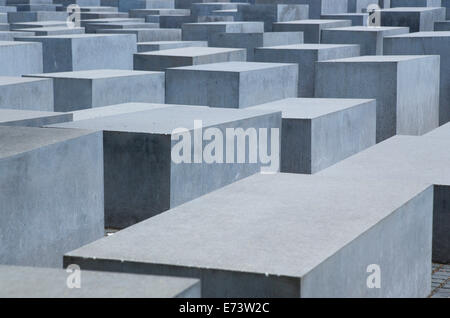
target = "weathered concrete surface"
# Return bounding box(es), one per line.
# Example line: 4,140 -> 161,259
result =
0,76 -> 53,111
0,126 -> 104,267
134,47 -> 247,71
96,28 -> 182,42
321,13 -> 369,26
273,19 -> 351,43
435,21 -> 450,31
0,40 -> 42,76
384,31 -> 450,125
315,55 -> 440,142
50,105 -> 281,228
380,7 -> 446,32
254,44 -> 360,97
25,69 -> 164,112
256,0 -> 349,19
208,31 -> 303,61
166,61 -> 298,108
252,98 -> 376,173
137,40 -> 207,52
14,34 -> 136,72
0,108 -> 72,127
321,26 -> 409,55
64,173 -> 433,297
318,135 -> 450,264
0,265 -> 200,298
182,21 -> 264,41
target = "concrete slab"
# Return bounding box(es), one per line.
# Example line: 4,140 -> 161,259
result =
0,108 -> 72,126
96,28 -> 182,41
181,21 -> 264,41
209,31 -> 304,61
64,173 -> 433,297
18,26 -> 85,35
0,126 -> 104,267
318,135 -> 450,264
273,19 -> 352,43
315,55 -> 440,142
0,40 -> 42,76
134,47 -> 247,71
85,21 -> 158,33
137,40 -> 207,52
50,105 -> 282,228
254,44 -> 360,97
384,31 -> 450,125
321,13 -> 369,26
380,7 -> 446,32
252,98 -> 376,173
14,34 -> 136,72
256,0 -> 349,19
435,21 -> 450,30
0,76 -> 53,111
0,265 -> 200,297
25,69 -> 164,112
321,26 -> 409,55
0,30 -> 30,41
166,61 -> 298,108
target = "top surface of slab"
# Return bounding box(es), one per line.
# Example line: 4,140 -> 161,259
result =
184,21 -> 262,26
275,19 -> 349,24
50,105 -> 280,134
385,31 -> 450,38
318,135 -> 450,185
381,7 -> 443,12
25,69 -> 160,79
15,33 -> 133,39
318,55 -> 434,63
65,173 -> 430,278
0,76 -> 48,85
324,26 -> 409,32
253,98 -> 375,119
136,47 -> 244,57
0,40 -> 38,47
0,126 -> 95,159
257,43 -> 359,51
71,103 -> 172,121
424,123 -> 450,138
0,265 -> 199,298
0,109 -> 65,123
169,61 -> 295,72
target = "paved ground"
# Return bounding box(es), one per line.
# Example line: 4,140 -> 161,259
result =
430,263 -> 450,298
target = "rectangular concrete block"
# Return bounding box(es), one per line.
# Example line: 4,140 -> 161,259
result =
315,55 -> 440,142
0,76 -> 53,111
7,11 -> 67,23
0,265 -> 200,298
321,26 -> 409,55
25,69 -> 164,112
50,105 -> 281,228
0,108 -> 72,126
435,21 -> 450,30
347,0 -> 379,12
85,22 -> 158,34
137,40 -> 207,52
380,7 -> 446,32
318,135 -> 450,264
321,13 -> 369,26
0,126 -> 104,267
273,19 -> 352,43
10,20 -> 67,29
182,21 -> 264,41
166,61 -> 298,108
390,0 -> 442,8
238,4 -> 309,32
14,34 -> 136,72
384,31 -> 450,125
253,98 -> 376,173
97,28 -> 182,41
256,0 -> 349,19
0,40 -> 42,76
64,173 -> 433,297
255,44 -> 360,97
18,26 -> 85,35
134,47 -> 247,71
208,31 -> 304,61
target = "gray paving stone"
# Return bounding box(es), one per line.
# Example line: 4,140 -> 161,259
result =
0,40 -> 42,76
0,126 -> 104,267
384,31 -> 450,125
14,34 -> 136,72
25,69 -> 164,112
50,105 -> 281,228
318,135 -> 450,264
321,26 -> 409,55
315,55 -> 440,142
0,108 -> 72,126
252,98 -> 376,173
134,47 -> 247,71
64,173 -> 433,297
254,43 -> 360,97
0,76 -> 53,111
166,61 -> 298,108
0,265 -> 200,297
273,19 -> 352,43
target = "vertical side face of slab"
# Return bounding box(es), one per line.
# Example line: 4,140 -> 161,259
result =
0,130 -> 104,267
310,100 -> 376,173
170,112 -> 281,207
321,30 -> 379,55
315,61 -> 398,142
433,185 -> 450,264
396,56 -> 439,136
281,118 -> 312,173
301,186 -> 433,297
0,42 -> 43,77
53,78 -> 93,112
103,132 -> 172,229
0,78 -> 54,112
92,73 -> 165,106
